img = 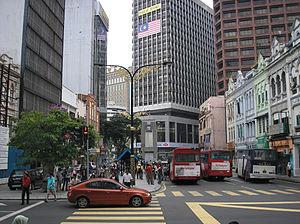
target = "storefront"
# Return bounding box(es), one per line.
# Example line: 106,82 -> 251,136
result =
269,138 -> 293,175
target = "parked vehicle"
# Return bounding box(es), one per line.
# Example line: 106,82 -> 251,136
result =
200,149 -> 232,180
8,170 -> 24,190
67,178 -> 152,208
169,147 -> 201,183
8,168 -> 44,190
237,149 -> 277,181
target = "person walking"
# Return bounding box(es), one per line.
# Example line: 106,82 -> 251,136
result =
21,171 -> 31,205
145,163 -> 154,185
45,173 -> 57,202
122,170 -> 133,187
287,162 -> 292,177
62,169 -> 70,191
56,169 -> 63,192
157,161 -> 163,184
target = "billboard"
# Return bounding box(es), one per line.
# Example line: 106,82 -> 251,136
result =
138,3 -> 161,16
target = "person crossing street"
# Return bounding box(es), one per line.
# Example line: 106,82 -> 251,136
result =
21,171 -> 31,205
45,173 -> 57,202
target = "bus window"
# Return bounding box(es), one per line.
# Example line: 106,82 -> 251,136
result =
175,154 -> 199,162
254,150 -> 277,161
211,151 -> 230,160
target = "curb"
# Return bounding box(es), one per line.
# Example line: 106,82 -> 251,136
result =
277,177 -> 300,183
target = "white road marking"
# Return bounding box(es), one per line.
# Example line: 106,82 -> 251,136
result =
0,211 -> 16,213
0,203 -> 7,206
0,201 -> 44,222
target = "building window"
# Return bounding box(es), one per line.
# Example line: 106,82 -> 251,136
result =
177,123 -> 187,143
169,122 -> 175,142
276,75 -> 281,95
296,115 -> 300,126
188,125 -> 193,143
194,125 -> 199,144
156,121 -> 166,142
271,78 -> 276,97
282,72 -> 286,93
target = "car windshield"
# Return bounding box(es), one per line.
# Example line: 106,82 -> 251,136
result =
15,171 -> 24,175
210,152 -> 230,160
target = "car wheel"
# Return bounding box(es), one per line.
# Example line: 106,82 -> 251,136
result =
76,197 -> 89,208
130,196 -> 143,207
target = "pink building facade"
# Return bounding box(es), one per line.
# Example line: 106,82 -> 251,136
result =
199,96 -> 226,150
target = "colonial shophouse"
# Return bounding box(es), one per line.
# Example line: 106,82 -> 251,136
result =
226,70 -> 256,151
267,19 -> 300,176
253,54 -> 269,149
225,19 -> 300,176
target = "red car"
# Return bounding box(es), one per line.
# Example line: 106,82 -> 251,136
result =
67,178 -> 152,208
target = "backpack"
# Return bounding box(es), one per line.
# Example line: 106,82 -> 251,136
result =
22,176 -> 31,188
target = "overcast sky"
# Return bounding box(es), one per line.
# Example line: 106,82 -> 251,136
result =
100,0 -> 213,67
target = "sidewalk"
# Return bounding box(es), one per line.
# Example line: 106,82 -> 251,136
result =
0,177 -> 161,200
277,175 -> 300,183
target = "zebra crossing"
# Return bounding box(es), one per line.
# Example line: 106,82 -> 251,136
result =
60,197 -> 166,224
154,188 -> 300,198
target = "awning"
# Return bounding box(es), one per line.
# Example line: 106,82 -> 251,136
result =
116,148 -> 139,161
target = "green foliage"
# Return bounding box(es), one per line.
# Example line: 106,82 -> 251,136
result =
103,113 -> 141,155
10,109 -> 99,170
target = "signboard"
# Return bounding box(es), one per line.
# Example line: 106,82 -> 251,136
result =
138,3 -> 161,16
211,162 -> 230,171
175,165 -> 201,177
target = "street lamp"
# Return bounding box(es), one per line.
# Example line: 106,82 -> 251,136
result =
95,62 -> 172,184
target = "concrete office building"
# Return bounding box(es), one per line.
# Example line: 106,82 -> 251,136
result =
133,0 -> 215,161
63,0 -> 109,128
214,0 -> 300,95
199,96 -> 226,150
0,0 -> 65,113
107,67 -> 130,112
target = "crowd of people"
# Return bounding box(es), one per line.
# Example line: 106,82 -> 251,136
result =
19,160 -> 169,206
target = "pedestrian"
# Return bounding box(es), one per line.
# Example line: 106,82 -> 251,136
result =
122,170 -> 133,187
56,169 -> 63,192
145,163 -> 154,185
62,169 -> 69,191
287,162 -> 292,177
45,172 -> 57,202
21,171 -> 31,205
11,215 -> 29,224
157,161 -> 163,184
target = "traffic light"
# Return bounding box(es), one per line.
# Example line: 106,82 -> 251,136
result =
82,126 -> 89,136
73,127 -> 82,145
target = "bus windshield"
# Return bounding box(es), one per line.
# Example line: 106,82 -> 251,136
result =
210,151 -> 230,160
254,150 -> 277,161
175,153 -> 199,162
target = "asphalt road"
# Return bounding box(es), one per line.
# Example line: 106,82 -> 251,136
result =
0,176 -> 299,224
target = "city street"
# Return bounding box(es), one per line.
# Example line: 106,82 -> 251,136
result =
0,176 -> 299,224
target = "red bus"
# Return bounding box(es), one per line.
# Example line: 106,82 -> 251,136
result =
169,147 -> 201,183
200,150 -> 232,180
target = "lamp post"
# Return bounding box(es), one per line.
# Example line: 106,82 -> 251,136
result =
95,62 -> 172,184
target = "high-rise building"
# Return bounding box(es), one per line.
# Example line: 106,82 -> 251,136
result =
63,0 -> 109,128
214,0 -> 300,95
0,0 -> 65,113
132,0 -> 216,161
107,67 -> 130,112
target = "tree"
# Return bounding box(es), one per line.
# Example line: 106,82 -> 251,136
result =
10,109 -> 99,172
103,113 -> 141,155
